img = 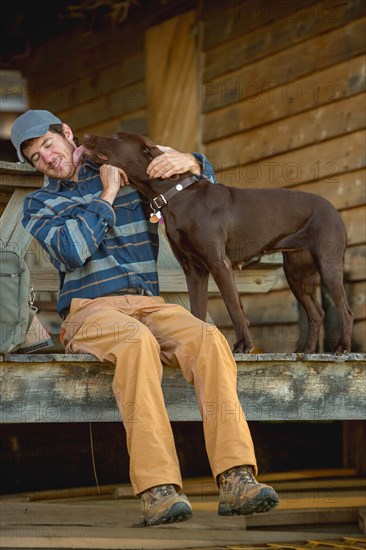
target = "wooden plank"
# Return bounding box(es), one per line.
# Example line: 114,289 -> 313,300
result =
2,533 -> 363,550
202,17 -> 366,112
79,112 -> 148,138
0,354 -> 365,423
194,491 -> 366,512
0,161 -> 38,176
245,508 -> 360,528
116,472 -> 365,499
184,477 -> 366,506
0,496 -> 362,532
347,281 -> 366,321
58,80 -> 147,133
294,169 -> 366,211
217,130 -> 366,188
202,0 -> 319,51
0,535 -> 228,550
343,421 -> 366,477
342,207 -> 366,247
206,94 -> 365,170
345,244 -> 366,281
352,320 -> 366,351
32,53 -> 146,114
29,265 -> 282,295
4,495 -> 364,550
256,469 -> 358,483
28,24 -> 145,86
204,54 -> 366,143
1,470 -> 360,501
0,190 -> 12,206
161,268 -> 281,294
219,324 -> 298,354
360,508 -> 366,534
29,266 -> 59,291
204,0 -> 366,80
0,163 -> 43,189
209,288 -> 298,326
0,173 -> 43,189
145,10 -> 199,150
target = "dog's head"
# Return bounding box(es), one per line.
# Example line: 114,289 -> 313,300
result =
73,131 -> 163,185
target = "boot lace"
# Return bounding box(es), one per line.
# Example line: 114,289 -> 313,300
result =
221,465 -> 258,485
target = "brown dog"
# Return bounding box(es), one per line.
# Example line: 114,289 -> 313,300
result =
73,132 -> 353,354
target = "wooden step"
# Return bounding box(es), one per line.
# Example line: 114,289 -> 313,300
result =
1,353 -> 365,423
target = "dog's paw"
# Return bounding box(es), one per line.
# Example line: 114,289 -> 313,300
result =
334,344 -> 351,355
233,341 -> 254,354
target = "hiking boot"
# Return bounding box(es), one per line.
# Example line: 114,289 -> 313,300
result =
218,465 -> 279,516
140,484 -> 193,526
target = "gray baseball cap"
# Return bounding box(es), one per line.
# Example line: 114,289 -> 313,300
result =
11,110 -> 62,162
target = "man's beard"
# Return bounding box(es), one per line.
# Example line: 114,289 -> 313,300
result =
44,139 -> 77,179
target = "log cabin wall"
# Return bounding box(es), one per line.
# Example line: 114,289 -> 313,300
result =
20,0 -> 366,353
26,23 -> 148,137
201,0 -> 366,352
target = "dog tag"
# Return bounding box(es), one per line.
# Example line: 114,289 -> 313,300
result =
150,211 -> 162,223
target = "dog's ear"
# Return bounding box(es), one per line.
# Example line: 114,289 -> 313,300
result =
142,144 -> 163,160
112,131 -> 162,159
142,135 -> 156,147
140,135 -> 163,159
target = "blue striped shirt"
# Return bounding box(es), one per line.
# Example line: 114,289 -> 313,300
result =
22,154 -> 217,316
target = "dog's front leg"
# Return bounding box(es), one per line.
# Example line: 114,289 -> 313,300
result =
183,262 -> 210,321
208,257 -> 253,353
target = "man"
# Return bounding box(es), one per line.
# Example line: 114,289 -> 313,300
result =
11,110 -> 279,525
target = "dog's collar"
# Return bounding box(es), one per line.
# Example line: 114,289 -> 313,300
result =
150,176 -> 196,211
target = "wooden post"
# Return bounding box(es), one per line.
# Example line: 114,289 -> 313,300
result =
342,420 -> 366,476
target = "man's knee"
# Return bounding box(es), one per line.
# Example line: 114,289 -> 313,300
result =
201,323 -> 228,346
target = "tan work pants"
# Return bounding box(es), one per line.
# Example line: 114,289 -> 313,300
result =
61,295 -> 257,495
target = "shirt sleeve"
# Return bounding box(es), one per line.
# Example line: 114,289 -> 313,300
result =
22,191 -> 116,272
191,153 -> 218,184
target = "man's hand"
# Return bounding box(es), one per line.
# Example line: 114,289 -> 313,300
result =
147,146 -> 201,179
99,164 -> 129,204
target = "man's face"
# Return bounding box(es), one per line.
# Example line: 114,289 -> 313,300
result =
23,127 -> 77,180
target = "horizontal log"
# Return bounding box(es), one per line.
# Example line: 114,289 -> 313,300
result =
32,53 -> 146,115
29,264 -> 283,294
28,23 -> 145,86
217,130 -> 366,188
205,93 -> 365,169
80,112 -> 148,139
59,80 -> 147,133
352,319 -> 366,351
0,161 -> 37,176
203,17 -> 366,112
0,353 -> 365,423
204,0 -> 366,80
204,54 -> 366,143
294,169 -> 366,212
209,288 -> 298,325
348,280 -> 366,320
345,244 -> 366,281
203,0 -> 318,51
341,206 -> 366,246
0,163 -> 42,189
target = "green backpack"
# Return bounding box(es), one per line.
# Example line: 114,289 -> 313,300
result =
0,248 -> 36,353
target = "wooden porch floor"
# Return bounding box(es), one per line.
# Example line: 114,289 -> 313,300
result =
1,471 -> 365,549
